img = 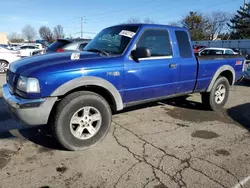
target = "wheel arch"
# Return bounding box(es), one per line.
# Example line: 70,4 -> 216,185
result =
51,76 -> 124,111
206,65 -> 235,92
0,59 -> 9,63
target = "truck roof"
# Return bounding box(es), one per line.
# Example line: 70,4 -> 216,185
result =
111,23 -> 186,30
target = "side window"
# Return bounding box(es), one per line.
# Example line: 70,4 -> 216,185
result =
136,29 -> 172,57
20,46 -> 26,49
25,46 -> 35,49
215,50 -> 223,55
79,43 -> 88,51
175,31 -> 193,58
225,50 -> 234,55
201,50 -> 209,55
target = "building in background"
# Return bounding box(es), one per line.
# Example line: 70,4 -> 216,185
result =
0,32 -> 8,44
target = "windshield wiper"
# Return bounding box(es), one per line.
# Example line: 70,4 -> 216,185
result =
85,48 -> 109,56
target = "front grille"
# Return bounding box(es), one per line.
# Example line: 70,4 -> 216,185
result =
6,70 -> 16,94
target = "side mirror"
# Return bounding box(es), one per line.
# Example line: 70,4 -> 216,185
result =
131,47 -> 151,60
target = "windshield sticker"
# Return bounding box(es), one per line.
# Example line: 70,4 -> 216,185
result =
71,52 -> 80,60
119,30 -> 136,38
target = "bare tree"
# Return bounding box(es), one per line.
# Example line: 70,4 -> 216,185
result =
8,32 -> 24,43
125,18 -> 141,23
124,18 -> 156,24
204,11 -> 231,40
168,21 -> 182,27
144,18 -> 156,24
53,25 -> 64,39
22,25 -> 36,42
39,26 -> 53,42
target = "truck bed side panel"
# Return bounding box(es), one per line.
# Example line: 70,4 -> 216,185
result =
195,55 -> 245,92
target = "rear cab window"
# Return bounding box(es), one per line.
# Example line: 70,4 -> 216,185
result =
175,30 -> 193,58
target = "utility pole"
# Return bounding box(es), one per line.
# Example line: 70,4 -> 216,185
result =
81,17 -> 83,38
80,17 -> 86,38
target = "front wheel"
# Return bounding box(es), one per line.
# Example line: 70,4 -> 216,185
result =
52,91 -> 112,151
0,60 -> 9,74
202,77 -> 230,111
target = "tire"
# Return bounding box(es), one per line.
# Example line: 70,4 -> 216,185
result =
201,77 -> 230,111
0,60 -> 9,74
52,91 -> 112,151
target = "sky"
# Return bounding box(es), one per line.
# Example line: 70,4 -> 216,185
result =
0,0 -> 245,39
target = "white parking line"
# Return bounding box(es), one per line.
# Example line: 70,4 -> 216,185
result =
233,175 -> 250,188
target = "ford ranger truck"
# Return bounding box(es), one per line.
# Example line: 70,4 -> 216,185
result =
2,24 -> 245,151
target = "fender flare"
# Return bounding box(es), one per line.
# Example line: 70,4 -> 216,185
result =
51,76 -> 124,111
206,65 -> 235,92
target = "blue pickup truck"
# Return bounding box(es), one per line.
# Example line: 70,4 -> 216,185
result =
2,24 -> 245,150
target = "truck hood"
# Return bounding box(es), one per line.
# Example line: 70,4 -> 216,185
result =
9,51 -> 102,75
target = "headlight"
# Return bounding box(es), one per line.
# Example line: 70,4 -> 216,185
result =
17,76 -> 40,93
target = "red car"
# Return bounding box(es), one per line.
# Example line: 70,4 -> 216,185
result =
193,45 -> 206,53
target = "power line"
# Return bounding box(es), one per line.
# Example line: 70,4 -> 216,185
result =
81,17 -> 83,38
85,0 -> 155,18
64,31 -> 98,37
84,2 -> 170,24
37,0 -> 156,29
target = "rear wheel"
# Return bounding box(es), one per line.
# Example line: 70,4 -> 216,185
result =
202,77 -> 230,111
0,60 -> 9,74
52,91 -> 112,151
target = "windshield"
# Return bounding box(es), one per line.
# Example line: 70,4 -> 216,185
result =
84,25 -> 139,55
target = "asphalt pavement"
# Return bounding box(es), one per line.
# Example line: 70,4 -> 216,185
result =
0,74 -> 250,188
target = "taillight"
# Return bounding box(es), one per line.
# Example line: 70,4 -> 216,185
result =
56,48 -> 64,52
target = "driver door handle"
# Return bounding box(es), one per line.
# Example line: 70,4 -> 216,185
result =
169,63 -> 177,69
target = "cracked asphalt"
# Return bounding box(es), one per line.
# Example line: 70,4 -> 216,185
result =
0,74 -> 250,188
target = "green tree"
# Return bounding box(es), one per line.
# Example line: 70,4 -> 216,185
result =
228,3 -> 250,39
182,12 -> 206,40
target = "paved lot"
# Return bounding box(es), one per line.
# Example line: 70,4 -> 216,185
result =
0,74 -> 250,188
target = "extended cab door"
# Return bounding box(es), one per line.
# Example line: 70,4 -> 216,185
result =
174,30 -> 197,93
124,28 -> 180,103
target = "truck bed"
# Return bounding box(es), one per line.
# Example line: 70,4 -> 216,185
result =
195,54 -> 245,92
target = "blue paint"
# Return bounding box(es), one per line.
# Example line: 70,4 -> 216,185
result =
7,24 -> 245,105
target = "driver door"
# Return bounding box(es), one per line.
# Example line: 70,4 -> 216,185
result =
124,29 -> 180,103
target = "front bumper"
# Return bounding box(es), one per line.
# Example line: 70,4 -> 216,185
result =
2,84 -> 57,126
